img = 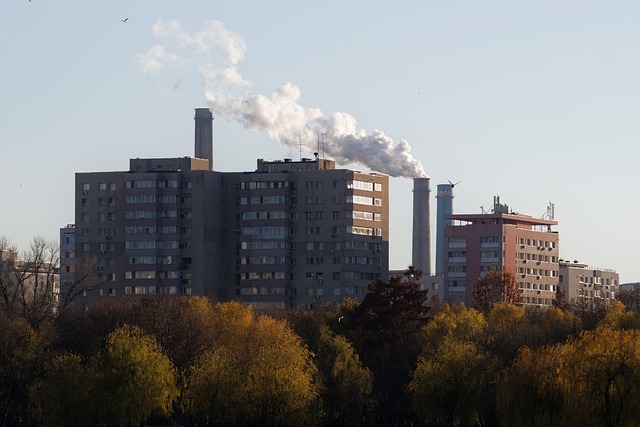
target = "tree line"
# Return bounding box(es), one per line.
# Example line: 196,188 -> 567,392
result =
3,238 -> 640,426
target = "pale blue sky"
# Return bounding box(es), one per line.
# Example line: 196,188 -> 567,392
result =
2,1 -> 639,282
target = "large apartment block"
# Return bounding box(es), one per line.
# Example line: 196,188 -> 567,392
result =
74,114 -> 388,308
444,198 -> 559,307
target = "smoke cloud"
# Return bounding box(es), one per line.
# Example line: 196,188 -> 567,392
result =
140,20 -> 426,178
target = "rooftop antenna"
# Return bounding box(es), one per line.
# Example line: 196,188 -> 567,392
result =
321,133 -> 326,159
541,201 -> 555,220
298,133 -> 307,161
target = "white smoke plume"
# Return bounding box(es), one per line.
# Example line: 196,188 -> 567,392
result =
141,20 -> 426,178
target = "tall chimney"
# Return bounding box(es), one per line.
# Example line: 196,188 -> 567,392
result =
435,183 -> 454,275
412,177 -> 431,276
194,108 -> 213,171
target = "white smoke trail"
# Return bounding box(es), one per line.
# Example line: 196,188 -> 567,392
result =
140,20 -> 426,178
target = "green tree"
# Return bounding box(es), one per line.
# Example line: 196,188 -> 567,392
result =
94,325 -> 178,426
317,327 -> 373,426
409,337 -> 497,426
187,302 -> 320,427
472,266 -> 521,314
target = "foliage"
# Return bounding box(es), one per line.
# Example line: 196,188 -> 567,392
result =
598,300 -> 640,331
186,302 -> 321,427
564,327 -> 640,427
409,337 -> 497,426
0,313 -> 53,426
316,327 -> 373,426
472,266 -> 521,314
31,353 -> 95,427
94,325 -> 178,426
616,289 -> 640,313
348,266 -> 429,424
483,303 -> 530,367
422,304 -> 487,353
497,343 -> 574,426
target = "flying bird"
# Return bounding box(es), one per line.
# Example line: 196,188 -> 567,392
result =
121,18 -> 129,23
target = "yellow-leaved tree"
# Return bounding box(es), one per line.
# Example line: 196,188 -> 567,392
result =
94,325 -> 179,426
186,302 -> 321,427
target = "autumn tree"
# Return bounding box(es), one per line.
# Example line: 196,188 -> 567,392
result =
409,337 -> 497,426
316,327 -> 373,426
616,289 -> 640,313
421,304 -> 487,354
497,343 -> 574,426
564,327 -> 640,427
472,266 -> 521,314
0,313 -> 53,426
186,302 -> 321,427
93,325 -> 178,426
485,303 -> 530,366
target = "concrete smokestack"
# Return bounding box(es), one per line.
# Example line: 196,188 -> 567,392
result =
412,177 -> 431,276
435,184 -> 455,276
194,108 -> 213,171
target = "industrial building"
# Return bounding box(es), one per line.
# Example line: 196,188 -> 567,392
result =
73,109 -> 388,308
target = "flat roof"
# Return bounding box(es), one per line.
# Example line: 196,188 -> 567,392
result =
448,212 -> 558,226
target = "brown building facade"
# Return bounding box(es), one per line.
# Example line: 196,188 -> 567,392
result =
444,209 -> 559,307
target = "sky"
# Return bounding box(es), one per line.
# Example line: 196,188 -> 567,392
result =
2,1 -> 640,282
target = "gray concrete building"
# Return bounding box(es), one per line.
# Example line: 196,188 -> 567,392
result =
74,110 -> 389,308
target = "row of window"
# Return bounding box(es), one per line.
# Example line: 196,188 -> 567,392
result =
82,182 -> 116,192
517,237 -> 556,249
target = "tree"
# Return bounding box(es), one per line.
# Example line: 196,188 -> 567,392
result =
31,353 -> 95,427
0,237 -> 60,327
0,313 -> 53,427
409,337 -> 497,426
616,289 -> 640,313
317,327 -> 373,426
497,344 -> 574,427
485,303 -> 529,366
422,304 -> 487,354
93,325 -> 178,426
186,302 -> 321,427
563,327 -> 640,427
472,266 -> 521,314
347,266 -> 429,424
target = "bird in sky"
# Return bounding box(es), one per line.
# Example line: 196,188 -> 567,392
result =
121,18 -> 129,23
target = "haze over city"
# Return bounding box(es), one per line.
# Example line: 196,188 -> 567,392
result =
2,1 -> 639,282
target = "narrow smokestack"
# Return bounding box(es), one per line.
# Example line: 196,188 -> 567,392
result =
194,108 -> 213,171
412,177 -> 431,276
435,184 -> 455,276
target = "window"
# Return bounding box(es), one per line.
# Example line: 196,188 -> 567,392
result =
81,213 -> 90,222
333,181 -> 341,189
82,183 -> 90,192
333,288 -> 341,296
99,183 -> 107,191
333,211 -> 340,219
109,182 -> 116,191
